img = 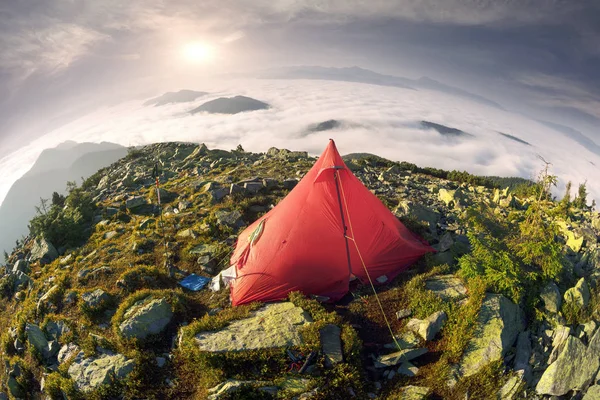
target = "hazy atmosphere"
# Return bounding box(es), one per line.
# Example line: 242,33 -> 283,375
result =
2,1 -> 600,208
2,2 -> 600,399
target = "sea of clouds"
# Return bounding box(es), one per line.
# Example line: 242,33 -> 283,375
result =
1,78 -> 599,207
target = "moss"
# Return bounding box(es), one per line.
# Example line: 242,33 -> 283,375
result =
44,372 -> 81,400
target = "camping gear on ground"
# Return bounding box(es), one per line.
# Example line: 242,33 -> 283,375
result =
179,273 -> 211,291
229,139 -> 434,306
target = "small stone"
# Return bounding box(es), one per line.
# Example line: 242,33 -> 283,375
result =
320,324 -> 343,367
406,311 -> 447,341
397,361 -> 419,377
374,348 -> 428,368
396,309 -> 412,320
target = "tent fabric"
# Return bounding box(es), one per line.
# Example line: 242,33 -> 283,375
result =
229,140 -> 434,306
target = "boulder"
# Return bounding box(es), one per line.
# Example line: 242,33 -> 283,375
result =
215,210 -> 244,228
498,372 -> 524,400
548,325 -> 571,364
30,238 -> 58,265
12,260 -> 30,274
68,352 -> 135,392
81,289 -> 111,310
425,275 -> 467,300
536,328 -> 600,396
119,297 -> 173,340
44,319 -> 70,341
459,294 -> 525,377
126,196 -> 147,210
566,231 -> 585,253
25,323 -> 58,361
513,331 -> 532,382
406,311 -> 447,341
436,232 -> 454,252
438,188 -> 465,208
564,277 -> 590,308
540,282 -> 562,314
243,182 -> 264,194
396,201 -> 440,233
584,385 -> 600,400
195,302 -> 312,352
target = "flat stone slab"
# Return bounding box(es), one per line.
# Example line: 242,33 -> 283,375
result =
320,324 -> 343,366
374,348 -> 428,368
195,302 -> 312,352
425,275 -> 467,300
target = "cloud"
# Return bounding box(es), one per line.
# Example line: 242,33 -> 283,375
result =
1,78 -> 598,209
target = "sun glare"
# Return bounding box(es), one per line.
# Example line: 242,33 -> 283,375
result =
182,42 -> 215,63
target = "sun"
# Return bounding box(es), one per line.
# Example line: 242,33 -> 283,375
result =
181,42 -> 215,63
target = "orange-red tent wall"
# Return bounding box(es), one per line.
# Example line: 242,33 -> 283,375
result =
230,140 -> 433,306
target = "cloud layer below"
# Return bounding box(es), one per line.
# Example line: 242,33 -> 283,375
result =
1,79 -> 598,208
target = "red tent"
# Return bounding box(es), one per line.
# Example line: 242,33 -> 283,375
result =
230,140 -> 433,306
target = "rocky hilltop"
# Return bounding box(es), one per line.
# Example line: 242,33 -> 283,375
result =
1,142 -> 599,399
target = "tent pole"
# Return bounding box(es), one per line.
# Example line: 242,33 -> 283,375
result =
333,169 -> 352,278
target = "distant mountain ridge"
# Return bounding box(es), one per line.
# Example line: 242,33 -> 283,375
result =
260,66 -> 504,110
190,96 -> 270,115
143,90 -> 208,107
0,142 -> 127,255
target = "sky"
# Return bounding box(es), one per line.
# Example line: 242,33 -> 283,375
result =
0,0 -> 599,206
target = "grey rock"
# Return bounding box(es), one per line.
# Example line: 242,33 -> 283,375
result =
374,348 -> 428,368
25,323 -> 57,361
215,210 -> 244,228
103,230 -> 118,240
548,325 -> 571,364
396,309 -> 412,320
81,289 -> 111,310
320,324 -> 343,366
397,361 -> 419,377
139,218 -> 155,229
540,282 -> 562,314
45,319 -> 70,341
498,372 -> 524,400
119,297 -> 173,340
583,385 -> 600,400
30,238 -> 58,265
195,302 -> 312,352
437,232 -> 454,252
514,331 -> 532,382
459,294 -> 525,377
58,343 -> 80,364
406,311 -> 447,341
244,182 -> 264,194
283,179 -> 298,189
537,326 -> 600,396
12,260 -> 30,274
126,196 -> 146,209
425,275 -> 467,300
68,352 -> 135,392
564,277 -> 590,308
156,357 -> 167,368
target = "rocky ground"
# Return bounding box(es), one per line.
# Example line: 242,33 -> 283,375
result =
1,142 -> 599,399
